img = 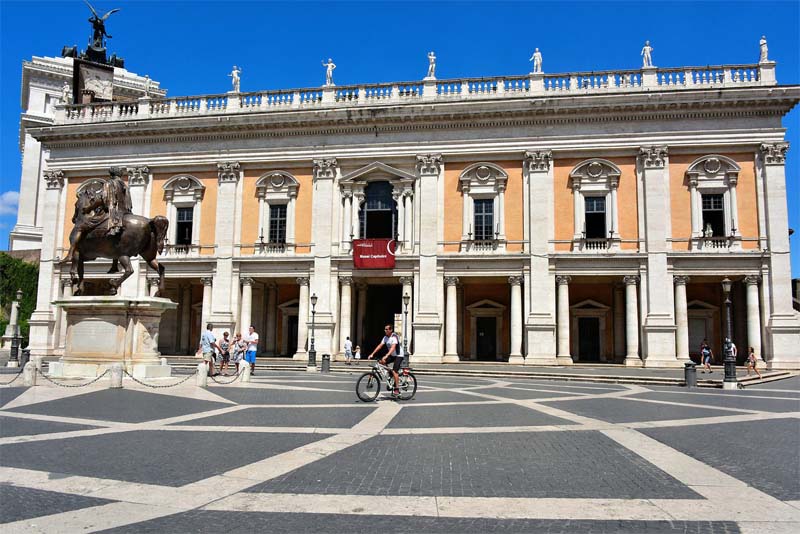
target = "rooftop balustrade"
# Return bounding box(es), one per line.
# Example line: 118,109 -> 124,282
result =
54,62 -> 775,125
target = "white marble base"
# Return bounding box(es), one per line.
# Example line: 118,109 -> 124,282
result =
442,354 -> 460,363
555,356 -> 574,366
624,357 -> 644,367
507,355 -> 525,365
643,359 -> 684,368
524,357 -> 558,366
722,381 -> 739,390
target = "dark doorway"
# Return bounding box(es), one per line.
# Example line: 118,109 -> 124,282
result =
476,317 -> 496,361
578,317 -> 600,361
286,315 -> 298,356
362,285 -> 402,355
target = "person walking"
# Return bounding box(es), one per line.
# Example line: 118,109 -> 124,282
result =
344,336 -> 353,365
219,332 -> 231,374
244,325 -> 259,375
700,339 -> 713,373
354,345 -> 361,362
746,346 -> 762,379
198,323 -> 222,377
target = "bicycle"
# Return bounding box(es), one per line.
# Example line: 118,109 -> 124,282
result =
355,361 -> 417,402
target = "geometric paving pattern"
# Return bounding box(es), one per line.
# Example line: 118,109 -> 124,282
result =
1,371 -> 799,532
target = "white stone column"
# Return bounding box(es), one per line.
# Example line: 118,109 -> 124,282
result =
556,275 -> 573,364
688,178 -> 701,237
638,147 -> 679,367
180,284 -> 192,354
309,158 -> 338,356
443,276 -> 459,363
338,277 -> 352,359
356,282 -> 367,346
508,276 -> 523,364
294,277 -> 310,360
210,162 -> 241,334
341,192 -> 353,251
744,275 -> 763,361
400,276 -> 413,351
571,179 -> 583,240
497,184 -> 506,240
414,154 -> 444,362
729,176 -> 740,235
673,276 -> 690,361
200,277 -> 213,328
461,184 -> 470,239
394,191 -> 405,247
757,143 -> 800,368
609,181 -> 619,238
353,192 -> 364,239
28,170 -> 65,357
287,192 -> 297,247
403,192 -> 413,250
265,283 -> 277,355
613,283 -> 625,361
240,277 -> 254,334
56,280 -> 72,351
524,151 -> 557,365
624,275 -> 642,367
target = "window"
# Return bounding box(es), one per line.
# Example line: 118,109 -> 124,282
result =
175,207 -> 193,245
584,197 -> 606,239
474,199 -> 494,240
701,194 -> 725,237
359,181 -> 397,239
268,204 -> 287,243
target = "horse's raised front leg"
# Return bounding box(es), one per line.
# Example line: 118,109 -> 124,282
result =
108,255 -> 134,295
74,251 -> 85,296
147,257 -> 165,298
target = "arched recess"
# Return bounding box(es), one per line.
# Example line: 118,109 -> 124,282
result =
256,171 -> 299,246
163,175 -> 205,247
685,155 -> 742,250
459,163 -> 508,246
569,159 -> 622,250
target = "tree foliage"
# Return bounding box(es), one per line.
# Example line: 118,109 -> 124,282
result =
0,253 -> 39,343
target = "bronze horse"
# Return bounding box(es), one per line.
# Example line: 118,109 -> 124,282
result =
66,190 -> 169,296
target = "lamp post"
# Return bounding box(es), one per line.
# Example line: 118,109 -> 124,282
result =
308,293 -> 318,369
721,277 -> 738,389
402,292 -> 410,366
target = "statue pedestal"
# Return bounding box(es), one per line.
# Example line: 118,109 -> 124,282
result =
48,296 -> 177,379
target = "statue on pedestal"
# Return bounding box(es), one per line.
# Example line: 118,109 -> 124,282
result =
62,167 -> 168,296
228,66 -> 241,92
143,75 -> 152,97
61,81 -> 73,104
322,58 -> 336,86
759,36 -> 769,62
426,51 -> 436,79
530,48 -> 543,73
641,40 -> 654,68
85,0 -> 120,50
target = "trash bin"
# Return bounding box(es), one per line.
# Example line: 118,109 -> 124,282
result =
321,353 -> 331,373
684,361 -> 697,388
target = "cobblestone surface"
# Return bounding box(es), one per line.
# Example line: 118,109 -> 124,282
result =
171,406 -> 376,428
6,389 -> 229,423
540,397 -> 736,423
0,430 -> 329,486
387,403 -> 575,428
474,387 -> 585,400
207,388 -> 355,405
405,390 -> 487,403
0,415 -> 98,438
635,391 -> 800,412
0,484 -> 113,524
248,431 -> 701,499
642,418 -> 800,501
103,510 -> 741,533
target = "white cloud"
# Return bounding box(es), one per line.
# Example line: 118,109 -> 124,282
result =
0,191 -> 20,216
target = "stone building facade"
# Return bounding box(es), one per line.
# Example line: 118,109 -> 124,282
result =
13,49 -> 800,368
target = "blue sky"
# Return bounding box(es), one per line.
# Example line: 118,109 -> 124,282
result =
1,0 -> 798,274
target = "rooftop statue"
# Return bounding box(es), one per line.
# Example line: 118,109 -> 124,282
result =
85,0 -> 120,50
426,51 -> 436,79
229,65 -> 241,92
62,167 -> 168,297
641,40 -> 654,68
759,36 -> 769,62
322,58 -> 336,86
530,48 -> 543,74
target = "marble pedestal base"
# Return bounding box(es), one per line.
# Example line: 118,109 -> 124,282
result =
48,296 -> 177,378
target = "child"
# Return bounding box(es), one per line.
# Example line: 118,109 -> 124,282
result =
746,346 -> 762,379
219,332 -> 231,374
354,345 -> 361,362
700,340 -> 713,373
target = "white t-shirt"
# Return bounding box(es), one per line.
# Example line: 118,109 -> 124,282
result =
245,332 -> 259,352
344,339 -> 353,353
382,333 -> 399,356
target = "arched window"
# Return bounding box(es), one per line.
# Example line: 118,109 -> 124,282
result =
163,175 -> 205,250
569,159 -> 622,251
256,171 -> 299,249
359,181 -> 397,239
459,163 -> 508,251
685,155 -> 741,251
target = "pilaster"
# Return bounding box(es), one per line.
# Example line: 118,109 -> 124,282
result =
209,162 -> 240,332
309,158 -> 338,355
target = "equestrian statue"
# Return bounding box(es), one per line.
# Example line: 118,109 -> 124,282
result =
62,167 -> 168,297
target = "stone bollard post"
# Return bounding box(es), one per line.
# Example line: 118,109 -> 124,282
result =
160,358 -> 168,366
196,362 -> 208,387
23,361 -> 37,387
33,356 -> 43,371
110,363 -> 124,388
240,363 -> 251,383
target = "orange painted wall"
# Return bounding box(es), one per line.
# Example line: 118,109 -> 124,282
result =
732,153 -> 759,249
293,170 -> 313,254
615,158 -> 639,250
669,155 -> 694,251
553,159 -> 578,251
241,171 -> 261,246
500,160 -> 524,252
443,163 -> 464,252
62,177 -> 83,251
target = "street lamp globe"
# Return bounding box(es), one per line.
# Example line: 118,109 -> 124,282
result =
721,277 -> 732,294
403,292 -> 410,308
310,293 -> 318,307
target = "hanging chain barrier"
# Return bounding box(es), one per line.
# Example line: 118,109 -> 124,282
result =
123,368 -> 198,389
37,368 -> 109,388
209,368 -> 243,384
0,370 -> 24,386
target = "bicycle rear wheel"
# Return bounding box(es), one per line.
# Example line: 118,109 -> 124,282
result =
396,372 -> 417,400
355,372 -> 381,402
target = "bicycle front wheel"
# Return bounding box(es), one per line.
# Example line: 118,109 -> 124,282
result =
396,372 -> 417,400
355,372 -> 381,402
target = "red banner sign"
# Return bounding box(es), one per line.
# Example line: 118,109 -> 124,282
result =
352,239 -> 396,269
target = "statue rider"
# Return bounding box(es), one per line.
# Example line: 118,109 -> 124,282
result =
63,167 -> 132,263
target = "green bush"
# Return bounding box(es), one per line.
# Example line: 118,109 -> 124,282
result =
0,253 -> 39,344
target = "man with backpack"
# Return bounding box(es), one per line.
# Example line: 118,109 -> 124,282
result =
368,323 -> 403,397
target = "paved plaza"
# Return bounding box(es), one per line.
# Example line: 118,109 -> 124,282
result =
0,370 -> 798,533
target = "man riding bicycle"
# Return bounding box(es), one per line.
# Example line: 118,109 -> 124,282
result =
368,323 -> 403,397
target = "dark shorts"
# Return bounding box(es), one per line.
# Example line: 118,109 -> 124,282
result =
385,354 -> 405,372
221,351 -> 230,363
703,355 -> 711,365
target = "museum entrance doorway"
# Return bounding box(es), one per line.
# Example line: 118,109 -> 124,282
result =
363,284 -> 402,355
